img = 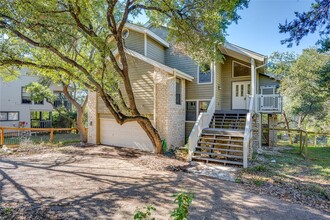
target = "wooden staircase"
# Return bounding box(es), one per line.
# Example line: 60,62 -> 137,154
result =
192,111 -> 247,166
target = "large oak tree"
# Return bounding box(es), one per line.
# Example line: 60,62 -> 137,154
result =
0,0 -> 248,153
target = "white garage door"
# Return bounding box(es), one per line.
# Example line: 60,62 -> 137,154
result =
100,118 -> 154,152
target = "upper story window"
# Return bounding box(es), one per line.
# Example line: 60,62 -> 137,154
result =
233,61 -> 251,78
198,63 -> 212,84
21,87 -> 32,104
0,112 -> 19,121
176,78 -> 181,105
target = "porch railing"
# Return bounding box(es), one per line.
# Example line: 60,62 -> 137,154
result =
256,94 -> 283,113
31,120 -> 52,128
242,96 -> 255,168
188,96 -> 215,160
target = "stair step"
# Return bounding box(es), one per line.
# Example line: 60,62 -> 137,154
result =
198,141 -> 243,148
199,137 -> 244,143
192,156 -> 243,166
194,151 -> 243,159
195,146 -> 243,153
201,133 -> 244,138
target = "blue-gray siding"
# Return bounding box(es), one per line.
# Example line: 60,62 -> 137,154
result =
125,30 -> 145,55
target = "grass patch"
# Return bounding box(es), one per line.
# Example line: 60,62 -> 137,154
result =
238,144 -> 330,211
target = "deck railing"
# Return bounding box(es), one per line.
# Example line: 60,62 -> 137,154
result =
242,96 -> 255,168
31,120 -> 52,128
188,96 -> 215,160
256,94 -> 283,113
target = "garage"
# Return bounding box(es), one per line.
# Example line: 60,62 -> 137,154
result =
99,118 -> 155,152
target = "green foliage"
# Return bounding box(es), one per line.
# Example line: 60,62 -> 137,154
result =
134,205 -> 156,220
25,82 -> 56,103
162,139 -> 167,153
279,0 -> 330,47
269,48 -> 330,132
170,191 -> 194,220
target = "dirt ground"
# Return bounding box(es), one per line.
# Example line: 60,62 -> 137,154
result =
0,145 -> 329,220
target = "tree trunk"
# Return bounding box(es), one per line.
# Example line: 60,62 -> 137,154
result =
76,107 -> 87,143
282,111 -> 292,144
137,118 -> 162,154
62,84 -> 88,143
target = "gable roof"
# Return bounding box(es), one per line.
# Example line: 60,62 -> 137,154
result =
125,23 -> 170,48
220,42 -> 267,62
112,48 -> 193,81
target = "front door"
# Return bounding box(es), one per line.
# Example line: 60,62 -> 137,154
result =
232,81 -> 251,110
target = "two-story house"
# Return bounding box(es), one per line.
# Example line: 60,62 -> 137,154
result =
0,69 -> 63,128
87,23 -> 282,168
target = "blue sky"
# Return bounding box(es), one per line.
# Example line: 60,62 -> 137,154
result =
134,0 -> 319,56
226,0 -> 319,56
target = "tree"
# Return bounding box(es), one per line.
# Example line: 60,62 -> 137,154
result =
26,81 -> 88,143
279,0 -> 330,49
0,0 -> 248,153
269,48 -> 330,132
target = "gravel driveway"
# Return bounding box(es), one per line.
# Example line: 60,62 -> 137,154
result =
0,145 -> 328,219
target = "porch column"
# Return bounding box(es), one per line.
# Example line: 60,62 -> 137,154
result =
251,58 -> 256,111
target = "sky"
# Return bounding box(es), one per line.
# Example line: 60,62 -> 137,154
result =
134,0 -> 320,57
226,0 -> 319,56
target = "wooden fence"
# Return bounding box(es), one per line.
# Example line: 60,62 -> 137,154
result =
0,127 -> 81,146
264,127 -> 330,157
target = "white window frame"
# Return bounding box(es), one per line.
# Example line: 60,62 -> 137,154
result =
232,60 -> 251,79
197,63 -> 213,85
185,99 -> 211,122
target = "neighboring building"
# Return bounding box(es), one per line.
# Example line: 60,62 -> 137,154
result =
88,23 -> 282,167
0,69 -> 63,128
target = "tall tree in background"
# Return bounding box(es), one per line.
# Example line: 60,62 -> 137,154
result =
0,0 -> 248,153
279,0 -> 330,51
26,81 -> 88,143
269,49 -> 330,132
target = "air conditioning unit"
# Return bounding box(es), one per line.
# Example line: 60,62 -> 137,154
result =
260,86 -> 276,95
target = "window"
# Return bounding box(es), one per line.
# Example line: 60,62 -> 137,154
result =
198,63 -> 212,84
21,87 -> 32,104
186,101 -> 196,121
0,112 -> 19,121
233,61 -> 251,78
176,78 -> 181,105
185,100 -> 210,122
34,99 -> 44,105
199,101 -> 210,114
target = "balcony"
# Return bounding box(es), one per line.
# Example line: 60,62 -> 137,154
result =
256,94 -> 283,113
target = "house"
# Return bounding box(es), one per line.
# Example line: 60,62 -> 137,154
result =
0,69 -> 63,128
87,23 -> 282,168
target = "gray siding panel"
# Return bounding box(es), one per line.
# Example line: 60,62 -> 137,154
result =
165,45 -> 197,77
98,55 -> 155,116
125,30 -> 145,55
219,56 -> 251,110
259,75 -> 279,93
147,37 -> 165,64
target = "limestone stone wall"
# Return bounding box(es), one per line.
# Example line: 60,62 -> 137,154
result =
87,91 -> 98,144
155,69 -> 186,148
